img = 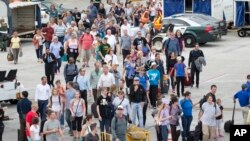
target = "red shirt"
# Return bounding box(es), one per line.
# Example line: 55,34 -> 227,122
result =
25,111 -> 38,137
42,27 -> 54,41
80,33 -> 94,50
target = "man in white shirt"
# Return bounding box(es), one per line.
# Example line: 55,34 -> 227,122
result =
35,76 -> 51,120
105,29 -> 117,52
120,19 -> 131,37
97,65 -> 115,89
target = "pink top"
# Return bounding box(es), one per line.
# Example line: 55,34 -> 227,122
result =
80,34 -> 94,50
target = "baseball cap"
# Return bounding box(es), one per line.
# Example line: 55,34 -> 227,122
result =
134,77 -> 140,81
117,105 -> 124,110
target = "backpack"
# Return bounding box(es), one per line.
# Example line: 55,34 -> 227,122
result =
59,47 -> 64,57
66,64 -> 78,76
105,102 -> 115,118
199,95 -> 207,109
73,75 -> 80,90
114,115 -> 128,125
49,95 -> 61,108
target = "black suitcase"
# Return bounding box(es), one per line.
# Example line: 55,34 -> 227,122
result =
224,102 -> 236,133
187,131 -> 195,141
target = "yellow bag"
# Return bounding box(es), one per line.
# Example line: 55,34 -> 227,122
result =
127,124 -> 147,140
247,109 -> 250,125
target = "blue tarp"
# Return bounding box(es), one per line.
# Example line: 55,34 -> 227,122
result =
163,0 -> 184,17
36,5 -> 42,28
193,0 -> 211,15
235,1 -> 245,27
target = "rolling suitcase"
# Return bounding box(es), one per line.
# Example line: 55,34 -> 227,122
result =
224,102 -> 236,133
184,69 -> 192,86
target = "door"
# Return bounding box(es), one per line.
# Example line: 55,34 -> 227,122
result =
185,0 -> 193,13
235,1 -> 245,27
163,0 -> 184,17
193,0 -> 211,15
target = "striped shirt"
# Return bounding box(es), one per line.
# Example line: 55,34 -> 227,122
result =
54,25 -> 66,37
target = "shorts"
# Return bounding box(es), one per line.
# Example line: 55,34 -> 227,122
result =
216,119 -> 222,129
81,49 -> 91,60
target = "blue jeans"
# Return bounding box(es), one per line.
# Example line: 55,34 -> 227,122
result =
131,102 -> 143,127
36,45 -> 43,59
38,100 -> 48,120
99,118 -> 111,133
58,36 -> 64,45
161,125 -> 168,141
65,109 -> 72,131
60,104 -> 65,126
181,116 -> 193,140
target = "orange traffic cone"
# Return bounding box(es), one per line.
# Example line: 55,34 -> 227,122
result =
168,129 -> 172,141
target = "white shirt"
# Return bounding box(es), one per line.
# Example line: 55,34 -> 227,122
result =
30,125 -> 41,140
35,84 -> 51,101
97,72 -> 115,88
105,34 -> 116,50
120,24 -> 131,37
104,54 -> 119,65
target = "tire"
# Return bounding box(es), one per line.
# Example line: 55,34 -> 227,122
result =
238,29 -> 246,37
9,99 -> 18,104
184,34 -> 196,47
153,37 -> 163,52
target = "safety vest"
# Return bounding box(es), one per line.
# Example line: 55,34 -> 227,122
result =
154,15 -> 162,31
140,11 -> 150,24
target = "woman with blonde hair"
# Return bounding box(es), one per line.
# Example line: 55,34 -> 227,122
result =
47,88 -> 62,119
64,32 -> 79,61
10,31 -> 21,64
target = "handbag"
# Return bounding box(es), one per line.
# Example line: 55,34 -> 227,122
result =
7,50 -> 14,61
70,99 -> 81,121
19,49 -> 23,57
62,54 -> 68,62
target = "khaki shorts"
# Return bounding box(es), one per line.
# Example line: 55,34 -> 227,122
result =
81,49 -> 91,60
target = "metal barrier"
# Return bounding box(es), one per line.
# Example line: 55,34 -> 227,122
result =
101,132 -> 112,141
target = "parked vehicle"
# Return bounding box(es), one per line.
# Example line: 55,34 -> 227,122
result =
0,0 -> 42,38
171,13 -> 227,35
237,26 -> 250,37
152,16 -> 220,51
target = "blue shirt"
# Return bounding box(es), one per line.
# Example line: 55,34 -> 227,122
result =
73,75 -> 90,91
50,42 -> 62,59
147,69 -> 160,86
174,63 -> 186,77
246,82 -> 250,93
65,88 -> 76,109
180,98 -> 193,116
234,90 -> 250,107
138,74 -> 148,90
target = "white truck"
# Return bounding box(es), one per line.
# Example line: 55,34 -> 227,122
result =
0,0 -> 42,37
0,81 -> 20,104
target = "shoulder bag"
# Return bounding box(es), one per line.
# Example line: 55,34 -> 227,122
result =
70,99 -> 80,121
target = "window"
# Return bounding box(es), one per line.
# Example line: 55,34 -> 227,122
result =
170,19 -> 190,26
185,0 -> 193,13
245,2 -> 250,25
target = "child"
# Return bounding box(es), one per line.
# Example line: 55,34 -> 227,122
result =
30,117 -> 41,141
216,98 -> 224,138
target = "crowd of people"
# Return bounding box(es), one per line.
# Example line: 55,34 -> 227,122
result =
4,0 -> 250,141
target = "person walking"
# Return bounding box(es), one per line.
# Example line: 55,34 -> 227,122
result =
163,31 -> 180,57
155,53 -> 165,93
174,56 -> 189,97
10,31 -> 21,64
33,29 -> 44,63
96,88 -> 113,133
43,111 -> 64,141
47,88 -> 62,120
159,99 -> 171,141
70,91 -> 86,139
147,62 -> 160,108
43,48 -> 56,87
65,81 -> 76,136
120,29 -> 131,62
123,55 -> 136,89
112,91 -> 131,117
90,62 -> 102,101
97,37 -> 111,65
180,91 -> 193,141
97,65 -> 115,89
104,49 -> 119,67
234,84 -> 250,124
50,36 -> 63,74
54,19 -> 66,45
17,91 -> 32,141
85,123 -> 99,141
188,44 -> 205,88
105,29 -> 117,53
129,77 -> 145,127
81,115 -> 94,140
175,30 -> 185,54
169,96 -> 181,141
29,117 -> 41,141
65,32 -> 79,61
215,98 -> 224,138
79,28 -> 94,67
200,95 -> 221,141
26,103 -> 39,140
35,76 -> 51,120
73,68 -> 91,115
111,105 -> 128,141
167,52 -> 177,93
55,80 -> 66,128
42,23 -> 54,49
64,57 -> 79,83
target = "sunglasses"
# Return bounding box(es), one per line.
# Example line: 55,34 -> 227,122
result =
117,108 -> 123,110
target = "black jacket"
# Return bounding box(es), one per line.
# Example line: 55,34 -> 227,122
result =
43,53 -> 56,75
129,84 -> 146,103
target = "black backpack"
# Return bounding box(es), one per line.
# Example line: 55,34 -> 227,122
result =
199,95 -> 207,109
59,47 -> 64,57
73,75 -> 80,90
105,102 -> 115,119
